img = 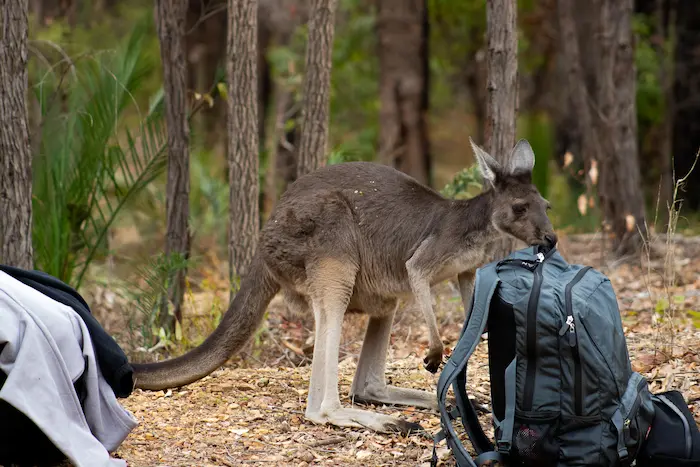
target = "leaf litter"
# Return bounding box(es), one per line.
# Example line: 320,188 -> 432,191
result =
99,234 -> 700,466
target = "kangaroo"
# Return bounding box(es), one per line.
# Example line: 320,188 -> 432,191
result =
131,137 -> 556,434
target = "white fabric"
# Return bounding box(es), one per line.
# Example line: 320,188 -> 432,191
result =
0,271 -> 138,467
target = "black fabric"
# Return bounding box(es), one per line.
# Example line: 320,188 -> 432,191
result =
637,390 -> 700,467
0,264 -> 133,398
487,294 -> 516,422
0,344 -> 85,467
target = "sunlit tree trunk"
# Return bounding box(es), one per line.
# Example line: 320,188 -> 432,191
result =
0,0 -> 34,269
227,0 -> 260,288
484,0 -> 519,258
296,0 -> 338,177
156,0 -> 191,331
377,0 -> 431,185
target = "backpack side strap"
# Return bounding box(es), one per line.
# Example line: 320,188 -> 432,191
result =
496,356 -> 517,454
433,264 -> 502,467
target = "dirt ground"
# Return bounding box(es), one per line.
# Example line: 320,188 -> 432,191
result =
97,234 -> 700,466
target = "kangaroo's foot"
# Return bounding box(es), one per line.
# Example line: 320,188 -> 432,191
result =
350,385 -> 438,411
305,406 -> 424,435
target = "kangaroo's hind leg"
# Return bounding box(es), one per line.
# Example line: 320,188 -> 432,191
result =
303,259 -> 422,435
349,300 -> 439,412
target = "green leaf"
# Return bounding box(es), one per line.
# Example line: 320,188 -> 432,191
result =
655,298 -> 670,314
175,320 -> 183,341
216,82 -> 228,101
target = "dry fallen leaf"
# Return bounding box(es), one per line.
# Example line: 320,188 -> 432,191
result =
563,151 -> 574,168
578,194 -> 588,215
589,159 -> 599,185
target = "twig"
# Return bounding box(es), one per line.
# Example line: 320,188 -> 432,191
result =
212,454 -> 235,467
186,3 -> 227,36
306,436 -> 346,448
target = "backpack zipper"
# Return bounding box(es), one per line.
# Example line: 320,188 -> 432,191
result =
559,266 -> 593,416
522,252 -> 546,411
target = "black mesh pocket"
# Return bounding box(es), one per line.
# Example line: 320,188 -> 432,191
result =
511,411 -> 560,466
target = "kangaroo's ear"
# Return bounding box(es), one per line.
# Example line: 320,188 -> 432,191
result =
506,138 -> 536,175
470,137 -> 501,187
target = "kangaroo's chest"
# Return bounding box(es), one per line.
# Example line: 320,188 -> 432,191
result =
431,249 -> 487,285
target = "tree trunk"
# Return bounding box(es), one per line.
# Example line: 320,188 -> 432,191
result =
186,0 -> 227,151
672,0 -> 700,212
227,0 -> 260,287
156,0 -> 191,331
556,0 -> 600,175
484,0 -> 519,258
263,82 -> 291,217
296,0 -> 338,177
557,0 -> 647,255
0,0 -> 34,269
376,0 -> 431,185
599,0 -> 648,254
654,0 -> 675,228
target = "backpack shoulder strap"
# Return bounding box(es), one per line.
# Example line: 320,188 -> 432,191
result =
433,263 -> 502,467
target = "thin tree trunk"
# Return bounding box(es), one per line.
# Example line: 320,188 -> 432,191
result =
655,0 -> 675,228
484,0 -> 519,258
672,0 -> 700,211
156,0 -> 191,331
263,82 -> 291,217
277,93 -> 300,189
557,0 -> 602,229
485,0 -> 518,162
556,0 -> 600,178
296,0 -> 338,177
227,0 -> 259,287
603,0 -> 647,254
376,0 -> 431,185
0,0 -> 34,269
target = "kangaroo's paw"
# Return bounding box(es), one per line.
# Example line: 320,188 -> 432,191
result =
423,346 -> 443,373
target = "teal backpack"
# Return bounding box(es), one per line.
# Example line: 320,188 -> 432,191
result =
433,245 -> 656,466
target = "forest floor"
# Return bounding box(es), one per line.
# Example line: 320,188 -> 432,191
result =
92,233 -> 700,467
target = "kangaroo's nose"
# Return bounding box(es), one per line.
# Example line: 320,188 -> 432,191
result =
545,232 -> 558,247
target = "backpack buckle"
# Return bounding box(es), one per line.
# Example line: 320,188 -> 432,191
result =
496,440 -> 512,454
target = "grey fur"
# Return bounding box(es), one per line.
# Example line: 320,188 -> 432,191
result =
132,138 -> 556,434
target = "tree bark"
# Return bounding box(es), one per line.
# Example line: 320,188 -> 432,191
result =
484,0 -> 519,258
296,0 -> 338,177
376,0 -> 431,185
558,0 -> 648,254
655,0 -> 675,225
0,0 -> 34,269
227,0 -> 260,286
600,0 -> 648,254
485,0 -> 518,162
156,0 -> 191,331
556,0 -> 600,165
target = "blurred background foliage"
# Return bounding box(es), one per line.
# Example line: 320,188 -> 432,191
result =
24,0 -> 699,289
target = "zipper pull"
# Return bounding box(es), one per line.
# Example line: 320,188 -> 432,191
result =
566,315 -> 576,347
536,252 -> 545,263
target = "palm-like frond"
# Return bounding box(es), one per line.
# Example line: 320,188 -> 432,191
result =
32,19 -> 168,287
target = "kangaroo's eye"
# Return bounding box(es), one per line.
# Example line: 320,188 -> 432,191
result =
512,203 -> 528,215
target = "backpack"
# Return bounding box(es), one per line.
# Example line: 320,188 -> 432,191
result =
637,389 -> 700,466
433,245 -> 657,467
